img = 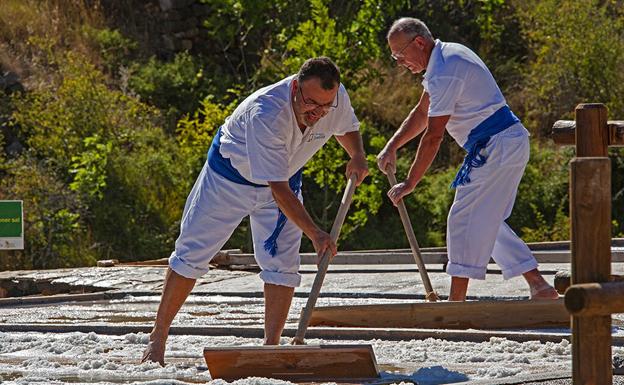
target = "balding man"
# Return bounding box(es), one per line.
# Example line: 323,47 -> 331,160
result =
377,18 -> 557,301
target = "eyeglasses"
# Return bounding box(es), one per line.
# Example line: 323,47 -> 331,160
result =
391,35 -> 418,61
297,83 -> 339,110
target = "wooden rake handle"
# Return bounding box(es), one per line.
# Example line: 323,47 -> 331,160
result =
292,173 -> 358,345
386,171 -> 439,302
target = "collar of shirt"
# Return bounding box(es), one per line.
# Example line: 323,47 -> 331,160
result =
423,39 -> 442,80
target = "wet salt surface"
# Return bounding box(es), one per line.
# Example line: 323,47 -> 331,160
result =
3,294 -> 624,329
0,331 -> 583,384
0,296 -> 422,328
3,263 -> 624,384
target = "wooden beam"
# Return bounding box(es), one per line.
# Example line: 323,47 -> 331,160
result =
570,156 -> 612,384
211,249 -> 624,266
309,299 -> 569,330
13,322 -> 624,345
554,271 -> 624,294
552,120 -> 624,146
204,345 -> 379,381
566,281 -> 624,317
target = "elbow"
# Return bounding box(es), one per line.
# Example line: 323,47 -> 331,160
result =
423,131 -> 445,146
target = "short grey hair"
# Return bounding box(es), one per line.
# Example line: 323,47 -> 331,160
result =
387,17 -> 434,41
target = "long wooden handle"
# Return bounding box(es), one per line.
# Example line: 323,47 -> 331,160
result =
292,174 -> 358,344
386,171 -> 439,301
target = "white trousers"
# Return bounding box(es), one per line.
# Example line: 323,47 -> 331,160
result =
446,123 -> 538,280
169,160 -> 303,287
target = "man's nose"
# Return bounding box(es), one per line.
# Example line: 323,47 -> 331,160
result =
311,106 -> 329,116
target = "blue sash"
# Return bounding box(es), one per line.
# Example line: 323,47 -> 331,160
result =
450,105 -> 520,189
208,127 -> 267,187
207,127 -> 303,256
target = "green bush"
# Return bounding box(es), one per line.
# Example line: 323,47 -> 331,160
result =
513,0 -> 624,136
10,53 -> 190,262
82,26 -> 137,74
0,154 -> 96,270
128,52 -> 214,131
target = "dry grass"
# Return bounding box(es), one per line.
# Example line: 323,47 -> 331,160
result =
352,63 -> 423,128
0,0 -> 105,81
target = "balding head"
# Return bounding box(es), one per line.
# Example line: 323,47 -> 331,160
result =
387,17 -> 434,42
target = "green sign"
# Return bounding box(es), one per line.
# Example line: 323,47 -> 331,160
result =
0,200 -> 23,249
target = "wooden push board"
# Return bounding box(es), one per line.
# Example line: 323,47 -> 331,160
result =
309,298 -> 569,329
204,344 -> 379,381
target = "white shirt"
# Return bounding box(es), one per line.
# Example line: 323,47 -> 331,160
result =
218,75 -> 359,185
422,40 -> 507,147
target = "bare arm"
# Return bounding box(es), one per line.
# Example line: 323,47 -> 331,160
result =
387,114 -> 450,205
334,130 -> 369,186
268,181 -> 336,259
377,91 -> 430,174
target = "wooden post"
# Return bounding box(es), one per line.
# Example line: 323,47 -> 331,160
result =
575,104 -> 609,156
570,157 -> 611,385
566,281 -> 624,317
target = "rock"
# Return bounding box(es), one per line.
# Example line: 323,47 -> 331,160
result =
180,39 -> 193,51
159,0 -> 195,11
162,34 -> 178,51
192,3 -> 211,16
3,71 -> 19,86
6,141 -> 24,156
0,71 -> 23,94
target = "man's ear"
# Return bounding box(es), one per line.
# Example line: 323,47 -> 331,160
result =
414,36 -> 426,50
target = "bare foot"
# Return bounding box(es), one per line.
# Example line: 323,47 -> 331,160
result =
530,283 -> 559,300
141,339 -> 166,366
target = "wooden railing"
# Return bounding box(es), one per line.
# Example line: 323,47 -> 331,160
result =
552,103 -> 624,385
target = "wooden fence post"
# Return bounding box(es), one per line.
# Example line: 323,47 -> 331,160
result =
570,155 -> 611,384
575,104 -> 609,156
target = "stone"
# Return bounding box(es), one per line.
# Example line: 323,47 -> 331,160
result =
159,0 -> 195,11
162,35 -> 178,51
6,141 -> 24,156
3,72 -> 19,86
192,3 -> 211,16
180,39 -> 193,51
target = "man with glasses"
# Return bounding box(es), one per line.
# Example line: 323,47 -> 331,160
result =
377,18 -> 558,302
142,57 -> 368,365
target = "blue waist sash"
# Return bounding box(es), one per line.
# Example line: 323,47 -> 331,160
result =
207,127 -> 303,257
450,105 -> 520,189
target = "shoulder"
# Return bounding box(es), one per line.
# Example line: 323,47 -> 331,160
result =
243,76 -> 294,124
440,42 -> 481,68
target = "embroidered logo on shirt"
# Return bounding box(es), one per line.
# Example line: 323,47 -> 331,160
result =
306,133 -> 326,142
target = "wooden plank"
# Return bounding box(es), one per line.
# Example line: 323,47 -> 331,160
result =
554,271 -> 624,295
211,249 -> 624,266
309,298 -> 569,330
576,104 -> 609,156
552,119 -> 624,146
570,155 -> 612,384
9,322 -> 624,345
566,281 -> 624,317
0,291 -> 115,307
203,344 -> 379,381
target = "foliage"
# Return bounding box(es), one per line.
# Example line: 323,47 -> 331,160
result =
513,141 -> 572,242
82,26 -> 138,74
69,135 -> 113,200
513,0 -> 624,136
199,0 -> 307,89
128,52 -> 214,131
9,53 -> 189,261
0,154 -> 96,270
1,0 -> 623,269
